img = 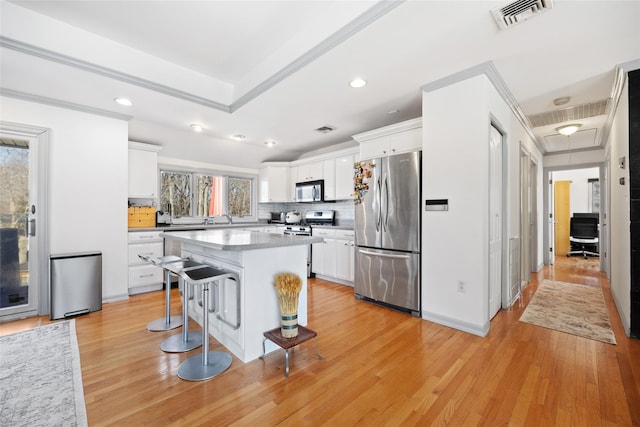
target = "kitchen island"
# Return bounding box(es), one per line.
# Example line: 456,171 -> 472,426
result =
161,229 -> 322,363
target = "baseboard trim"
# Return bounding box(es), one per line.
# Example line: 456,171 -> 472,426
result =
422,311 -> 490,337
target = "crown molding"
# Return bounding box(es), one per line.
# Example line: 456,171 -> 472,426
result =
1,88 -> 133,121
0,36 -> 230,113
421,61 -> 545,154
1,1 -> 405,116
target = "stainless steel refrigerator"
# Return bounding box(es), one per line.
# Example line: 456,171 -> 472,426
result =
354,151 -> 421,316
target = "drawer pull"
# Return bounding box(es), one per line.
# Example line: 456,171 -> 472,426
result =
139,273 -> 154,278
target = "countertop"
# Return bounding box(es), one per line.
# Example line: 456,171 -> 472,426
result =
129,222 -> 354,232
129,223 -> 267,232
160,228 -> 323,251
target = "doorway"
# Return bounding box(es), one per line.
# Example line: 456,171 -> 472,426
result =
489,123 -> 505,318
545,166 -> 602,267
0,124 -> 49,321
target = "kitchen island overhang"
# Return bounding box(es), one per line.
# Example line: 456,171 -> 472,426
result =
161,229 -> 322,363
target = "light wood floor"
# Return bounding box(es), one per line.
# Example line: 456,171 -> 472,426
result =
2,258 -> 639,426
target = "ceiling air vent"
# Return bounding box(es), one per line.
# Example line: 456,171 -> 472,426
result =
528,99 -> 611,128
315,125 -> 336,134
491,0 -> 554,30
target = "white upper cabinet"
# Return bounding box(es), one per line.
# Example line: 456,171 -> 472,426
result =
128,142 -> 161,198
334,154 -> 355,200
258,164 -> 289,203
354,117 -> 422,160
288,165 -> 298,202
323,159 -> 336,200
296,161 -> 324,182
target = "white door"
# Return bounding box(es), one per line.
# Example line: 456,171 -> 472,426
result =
489,125 -> 503,318
520,150 -> 530,285
0,132 -> 42,320
548,176 -> 555,264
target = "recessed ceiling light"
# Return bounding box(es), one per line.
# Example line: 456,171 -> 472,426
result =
387,109 -> 400,115
264,140 -> 276,148
232,134 -> 246,141
349,78 -> 367,88
114,97 -> 132,106
556,123 -> 581,136
190,123 -> 203,132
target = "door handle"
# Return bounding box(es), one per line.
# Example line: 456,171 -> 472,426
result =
28,219 -> 36,237
358,249 -> 410,259
383,175 -> 389,232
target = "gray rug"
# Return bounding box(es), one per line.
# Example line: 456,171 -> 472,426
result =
0,320 -> 88,426
519,279 -> 616,345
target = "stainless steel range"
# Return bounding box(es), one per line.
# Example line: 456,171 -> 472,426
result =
282,211 -> 335,278
283,224 -> 312,277
304,210 -> 335,226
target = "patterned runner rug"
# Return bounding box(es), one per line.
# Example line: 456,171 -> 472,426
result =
0,320 -> 88,426
519,279 -> 616,345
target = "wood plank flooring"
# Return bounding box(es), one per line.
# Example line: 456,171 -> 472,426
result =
2,257 -> 639,426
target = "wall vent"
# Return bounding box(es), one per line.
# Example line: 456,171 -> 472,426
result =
491,0 -> 554,30
315,125 -> 336,134
528,99 -> 611,127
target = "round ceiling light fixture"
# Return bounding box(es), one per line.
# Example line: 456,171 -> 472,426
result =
553,96 -> 571,106
556,123 -> 581,136
114,97 -> 132,106
190,123 -> 203,133
264,140 -> 276,148
349,78 -> 367,88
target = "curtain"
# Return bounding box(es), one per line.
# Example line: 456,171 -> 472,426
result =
209,176 -> 224,216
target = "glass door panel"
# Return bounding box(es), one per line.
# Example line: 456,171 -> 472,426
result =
0,137 -> 36,316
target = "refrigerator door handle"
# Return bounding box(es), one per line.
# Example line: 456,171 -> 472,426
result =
383,174 -> 390,232
375,176 -> 382,232
358,249 -> 411,259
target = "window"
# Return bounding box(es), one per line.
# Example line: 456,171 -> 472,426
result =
159,170 -> 254,219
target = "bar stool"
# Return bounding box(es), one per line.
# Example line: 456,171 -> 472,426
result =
175,265 -> 239,381
159,259 -> 204,353
138,254 -> 184,331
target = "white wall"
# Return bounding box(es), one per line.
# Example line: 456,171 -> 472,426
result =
544,149 -> 605,168
1,96 -> 129,302
552,167 -> 600,214
422,74 -> 528,336
607,80 -> 631,335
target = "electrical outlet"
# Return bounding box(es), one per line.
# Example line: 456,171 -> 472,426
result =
457,280 -> 466,293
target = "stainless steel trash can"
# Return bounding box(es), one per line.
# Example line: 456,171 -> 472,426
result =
50,251 -> 102,320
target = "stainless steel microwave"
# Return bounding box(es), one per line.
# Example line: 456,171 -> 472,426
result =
295,180 -> 324,203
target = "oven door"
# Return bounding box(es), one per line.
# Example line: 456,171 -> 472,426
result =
283,230 -> 312,277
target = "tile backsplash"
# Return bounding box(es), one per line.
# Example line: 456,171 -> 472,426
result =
259,199 -> 355,222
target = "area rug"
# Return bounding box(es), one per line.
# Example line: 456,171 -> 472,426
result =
0,320 -> 88,426
519,279 -> 616,345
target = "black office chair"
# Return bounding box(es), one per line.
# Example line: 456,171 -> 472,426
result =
566,216 -> 599,258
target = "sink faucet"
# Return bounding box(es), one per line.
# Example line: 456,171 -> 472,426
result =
203,214 -> 232,225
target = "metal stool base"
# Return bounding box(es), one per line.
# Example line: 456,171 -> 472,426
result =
160,332 -> 202,353
178,351 -> 232,381
146,315 -> 183,331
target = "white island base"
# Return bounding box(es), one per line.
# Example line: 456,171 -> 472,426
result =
173,234 -> 312,363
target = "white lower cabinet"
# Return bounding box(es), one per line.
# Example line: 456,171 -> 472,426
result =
335,238 -> 355,281
312,228 -> 354,285
128,230 -> 164,294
